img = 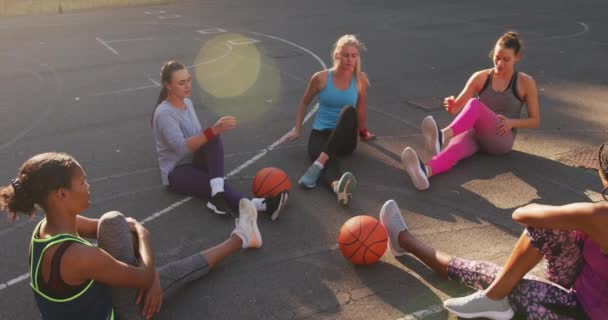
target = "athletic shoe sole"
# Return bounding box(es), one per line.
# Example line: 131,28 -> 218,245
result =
207,201 -> 228,215
443,305 -> 514,320
401,148 -> 429,190
270,193 -> 288,221
239,199 -> 262,248
337,172 -> 357,206
422,116 -> 440,156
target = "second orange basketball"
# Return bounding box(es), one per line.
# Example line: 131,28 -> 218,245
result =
252,167 -> 291,198
338,215 -> 387,265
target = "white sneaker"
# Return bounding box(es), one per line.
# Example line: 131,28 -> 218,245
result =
232,199 -> 262,248
422,116 -> 442,156
335,172 -> 357,206
401,147 -> 429,190
443,291 -> 514,320
379,200 -> 407,256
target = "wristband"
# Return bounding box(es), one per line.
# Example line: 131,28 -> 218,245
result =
358,128 -> 369,138
203,127 -> 217,141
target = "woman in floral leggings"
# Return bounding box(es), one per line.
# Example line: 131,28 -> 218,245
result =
379,144 -> 608,320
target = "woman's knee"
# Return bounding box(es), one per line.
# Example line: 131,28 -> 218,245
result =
340,105 -> 357,119
98,211 -> 128,236
464,98 -> 482,110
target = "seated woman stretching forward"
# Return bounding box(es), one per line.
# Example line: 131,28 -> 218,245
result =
0,152 -> 264,320
152,61 -> 287,219
401,32 -> 540,190
379,144 -> 608,319
285,34 -> 374,206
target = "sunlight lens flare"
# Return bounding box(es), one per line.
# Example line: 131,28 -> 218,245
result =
194,33 -> 280,122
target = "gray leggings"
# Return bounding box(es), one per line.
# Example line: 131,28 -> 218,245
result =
97,211 -> 210,320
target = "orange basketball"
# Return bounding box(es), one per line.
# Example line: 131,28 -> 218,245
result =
338,215 -> 387,265
252,167 -> 291,198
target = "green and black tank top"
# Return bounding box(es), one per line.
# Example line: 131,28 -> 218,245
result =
29,220 -> 116,320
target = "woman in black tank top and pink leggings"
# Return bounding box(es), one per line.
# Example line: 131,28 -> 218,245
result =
401,32 -> 540,190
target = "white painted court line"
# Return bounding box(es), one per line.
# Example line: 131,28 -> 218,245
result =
158,14 -> 181,20
0,60 -> 60,152
186,42 -> 233,69
93,84 -> 158,96
395,304 -> 444,320
146,74 -> 161,87
96,37 -> 119,56
0,31 -> 327,293
548,22 -> 590,40
226,38 -> 260,46
105,37 -> 155,43
197,28 -> 226,35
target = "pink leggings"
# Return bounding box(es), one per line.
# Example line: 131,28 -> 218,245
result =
428,99 -> 515,175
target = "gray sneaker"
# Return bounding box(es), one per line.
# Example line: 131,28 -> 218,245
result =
379,199 -> 407,256
401,147 -> 429,190
422,115 -> 442,156
443,291 -> 514,320
299,163 -> 322,188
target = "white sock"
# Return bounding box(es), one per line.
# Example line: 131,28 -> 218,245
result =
252,198 -> 266,211
313,161 -> 324,169
210,177 -> 224,196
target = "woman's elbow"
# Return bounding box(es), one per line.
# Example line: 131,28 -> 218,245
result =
512,208 -> 528,224
531,117 -> 540,129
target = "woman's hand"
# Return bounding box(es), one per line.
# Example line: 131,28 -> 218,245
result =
137,269 -> 163,319
285,127 -> 301,141
444,96 -> 457,115
358,128 -> 376,141
496,115 -> 513,136
212,116 -> 237,135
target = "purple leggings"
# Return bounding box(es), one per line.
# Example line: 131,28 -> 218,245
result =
428,98 -> 515,175
448,227 -> 588,320
167,137 -> 247,210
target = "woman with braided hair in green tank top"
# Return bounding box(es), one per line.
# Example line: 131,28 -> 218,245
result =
0,152 -> 263,320
400,32 -> 541,190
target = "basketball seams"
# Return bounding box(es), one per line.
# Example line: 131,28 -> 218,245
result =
260,175 -> 289,198
253,169 -> 274,196
339,218 -> 387,264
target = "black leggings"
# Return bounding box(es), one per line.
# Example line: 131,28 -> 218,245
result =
307,106 -> 358,189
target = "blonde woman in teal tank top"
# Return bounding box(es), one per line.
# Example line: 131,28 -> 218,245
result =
285,35 -> 374,206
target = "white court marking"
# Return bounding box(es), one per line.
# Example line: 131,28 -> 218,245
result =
94,41 -> 233,96
197,28 -> 226,34
226,38 -> 260,46
547,22 -> 589,40
0,57 -> 61,152
105,37 -> 155,43
96,37 -> 119,56
158,14 -> 181,20
146,74 -> 161,87
186,42 -> 233,69
0,30 -> 326,292
394,304 -> 444,320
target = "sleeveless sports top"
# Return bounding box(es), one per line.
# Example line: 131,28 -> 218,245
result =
573,236 -> 608,320
30,220 -> 115,320
312,70 -> 358,130
478,70 -> 524,120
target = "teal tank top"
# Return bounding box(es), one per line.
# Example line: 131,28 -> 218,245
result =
312,70 -> 358,130
30,220 -> 115,320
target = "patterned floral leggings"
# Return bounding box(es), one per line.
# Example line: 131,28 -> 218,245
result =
447,227 -> 589,320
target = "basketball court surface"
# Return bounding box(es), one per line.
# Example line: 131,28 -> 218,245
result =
1,0 -> 607,319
